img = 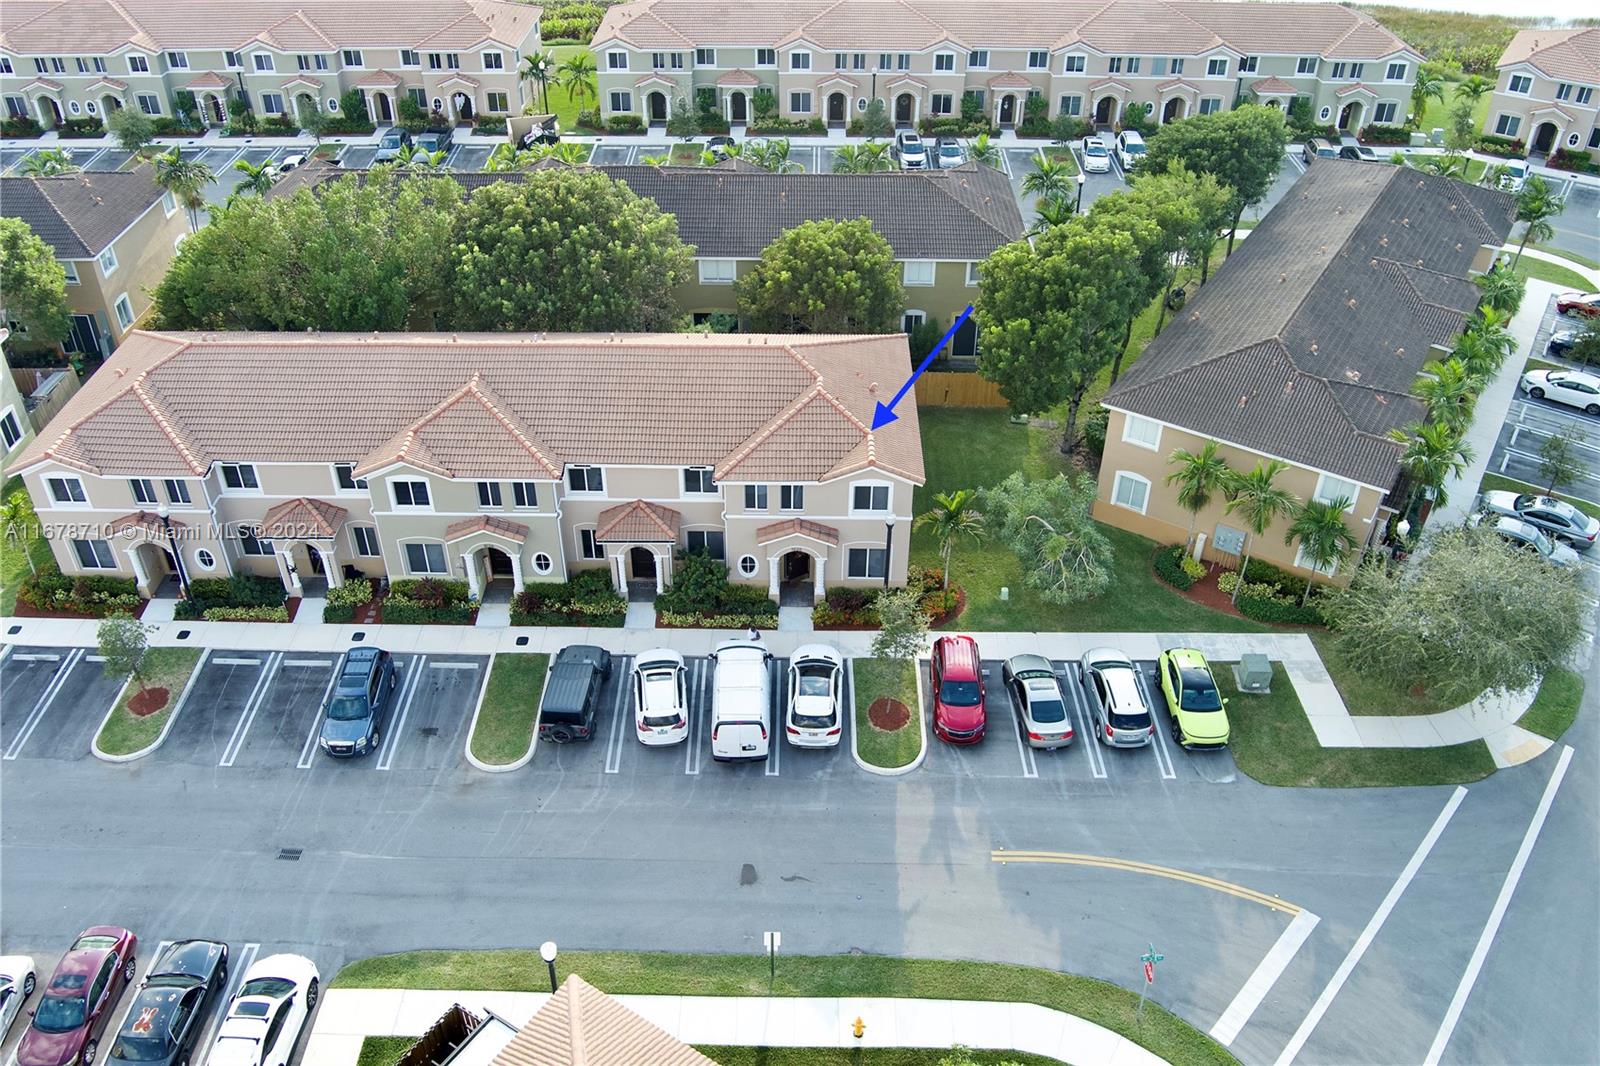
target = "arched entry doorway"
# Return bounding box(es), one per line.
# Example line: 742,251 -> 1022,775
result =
100,95 -> 122,115
1162,97 -> 1185,123
778,550 -> 813,606
131,541 -> 178,597
36,96 -> 63,128
1264,98 -> 1282,110
828,92 -> 847,126
894,92 -> 914,126
451,92 -> 474,122
204,93 -> 225,125
629,546 -> 657,583
647,91 -> 667,123
729,91 -> 747,123
998,94 -> 1017,126
1531,121 -> 1559,154
296,93 -> 317,124
1337,100 -> 1363,132
371,91 -> 393,123
1094,95 -> 1117,126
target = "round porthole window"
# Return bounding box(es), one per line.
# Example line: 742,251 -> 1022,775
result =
856,98 -> 867,112
327,97 -> 339,112
195,549 -> 217,570
1318,106 -> 1331,121
1568,132 -> 1581,148
738,554 -> 758,577
68,100 -> 81,115
86,101 -> 98,114
533,552 -> 553,574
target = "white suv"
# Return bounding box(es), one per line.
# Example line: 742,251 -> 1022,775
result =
1115,130 -> 1146,171
633,649 -> 689,746
710,639 -> 772,762
893,130 -> 927,169
786,644 -> 843,748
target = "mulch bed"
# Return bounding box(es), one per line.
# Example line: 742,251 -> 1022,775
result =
127,686 -> 170,717
1173,562 -> 1250,620
813,587 -> 968,631
867,697 -> 911,732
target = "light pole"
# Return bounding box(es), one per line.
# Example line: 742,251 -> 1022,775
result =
538,56 -> 550,114
539,941 -> 558,993
882,519 -> 894,589
156,502 -> 190,601
1075,171 -> 1086,214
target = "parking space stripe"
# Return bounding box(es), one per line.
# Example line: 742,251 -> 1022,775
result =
1135,669 -> 1178,780
297,658 -> 344,769
85,655 -> 107,662
194,942 -> 259,1066
604,656 -> 632,775
765,659 -> 781,777
1056,662 -> 1107,779
5,648 -> 84,760
376,654 -> 428,771
996,667 -> 1038,779
1273,786 -> 1468,1066
213,657 -> 261,667
283,659 -> 333,668
993,849 -> 1302,913
1211,909 -> 1322,1046
11,652 -> 61,662
429,661 -> 479,670
685,658 -> 706,776
218,652 -> 281,767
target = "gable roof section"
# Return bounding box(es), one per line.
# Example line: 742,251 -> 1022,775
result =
491,974 -> 714,1066
260,497 -> 348,539
1104,160 -> 1514,489
0,170 -> 166,258
596,499 -> 681,542
1497,26 -> 1600,83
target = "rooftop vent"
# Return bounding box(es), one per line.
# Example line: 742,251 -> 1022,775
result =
1345,368 -> 1361,382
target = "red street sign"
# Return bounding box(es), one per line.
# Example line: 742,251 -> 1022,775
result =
1144,962 -> 1155,983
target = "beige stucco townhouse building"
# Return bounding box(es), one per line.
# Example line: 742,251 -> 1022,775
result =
11,331 -> 925,606
591,0 -> 1419,135
1095,160 -> 1514,583
0,0 -> 541,133
1485,27 -> 1600,162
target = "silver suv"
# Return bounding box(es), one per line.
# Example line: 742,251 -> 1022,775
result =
1081,647 -> 1153,747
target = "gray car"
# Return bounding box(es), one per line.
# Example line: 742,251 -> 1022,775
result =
1469,513 -> 1582,567
1001,654 -> 1074,748
372,128 -> 411,162
1479,489 -> 1599,549
1081,647 -> 1153,747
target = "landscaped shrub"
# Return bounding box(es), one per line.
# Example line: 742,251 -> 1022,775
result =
510,568 -> 626,626
576,108 -> 603,131
203,605 -> 290,621
1475,134 -> 1525,158
1152,544 -> 1198,590
474,117 -> 508,134
2,115 -> 43,138
1548,149 -> 1600,175
1181,554 -> 1207,581
1242,557 -> 1310,602
384,578 -> 474,624
606,114 -> 644,133
322,579 -> 374,623
18,567 -> 140,616
150,117 -> 202,136
1359,123 -> 1410,144
58,117 -> 104,138
656,552 -> 778,627
750,117 -> 823,134
175,574 -> 286,619
1082,409 -> 1109,459
810,566 -> 960,628
918,117 -> 993,138
1236,594 -> 1326,626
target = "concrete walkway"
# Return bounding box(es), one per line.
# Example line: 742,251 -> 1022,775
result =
304,987 -> 1168,1066
1511,247 -> 1600,288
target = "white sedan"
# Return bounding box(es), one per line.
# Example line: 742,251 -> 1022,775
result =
0,955 -> 37,1045
206,954 -> 320,1066
1081,137 -> 1112,173
633,648 -> 689,746
786,644 -> 843,748
1521,368 -> 1600,415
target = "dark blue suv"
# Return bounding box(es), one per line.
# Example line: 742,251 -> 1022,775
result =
319,646 -> 396,758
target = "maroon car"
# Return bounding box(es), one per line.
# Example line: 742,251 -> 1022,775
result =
1556,292 -> 1600,319
17,927 -> 137,1066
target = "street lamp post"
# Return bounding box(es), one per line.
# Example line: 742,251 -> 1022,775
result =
156,503 -> 190,601
538,57 -> 550,114
882,519 -> 894,589
539,941 -> 558,993
1075,171 -> 1086,214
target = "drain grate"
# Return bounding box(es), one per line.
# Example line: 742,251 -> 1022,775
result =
420,727 -> 440,738
277,848 -> 303,861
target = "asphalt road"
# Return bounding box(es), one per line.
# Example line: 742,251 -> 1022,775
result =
1,634 -> 1595,1066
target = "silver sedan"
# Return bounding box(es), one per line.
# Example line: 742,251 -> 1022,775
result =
1001,654 -> 1075,748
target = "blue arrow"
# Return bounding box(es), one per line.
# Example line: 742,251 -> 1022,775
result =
871,304 -> 974,430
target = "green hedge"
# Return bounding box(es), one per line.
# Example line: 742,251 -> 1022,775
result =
655,553 -> 777,628
1236,594 -> 1325,626
810,566 -> 958,628
175,574 -> 285,620
606,115 -> 644,133
510,569 -> 626,626
1359,123 -> 1410,144
1152,544 -> 1198,590
18,567 -> 141,616
322,578 -> 374,623
203,605 -> 290,621
385,578 -> 474,625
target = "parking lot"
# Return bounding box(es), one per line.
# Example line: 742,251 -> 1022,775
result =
1489,294 -> 1600,505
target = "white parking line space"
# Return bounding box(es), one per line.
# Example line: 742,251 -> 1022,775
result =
4,647 -> 84,760
218,652 -> 282,767
1055,661 -> 1107,779
1211,909 -> 1322,1046
603,655 -> 634,775
1134,669 -> 1178,780
375,654 -> 427,771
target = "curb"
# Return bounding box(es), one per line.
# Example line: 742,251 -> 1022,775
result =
91,647 -> 210,763
463,651 -> 550,774
847,656 -> 928,777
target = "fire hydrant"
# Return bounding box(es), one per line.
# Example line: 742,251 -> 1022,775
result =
852,1017 -> 866,1039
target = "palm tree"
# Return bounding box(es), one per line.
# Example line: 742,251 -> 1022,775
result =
1164,440 -> 1231,551
747,138 -> 799,173
19,148 -> 78,176
231,157 -> 275,196
1511,176 -> 1560,266
967,133 -> 1001,168
639,153 -> 670,166
558,51 -> 598,112
1464,304 -> 1516,361
396,145 -> 448,170
1450,331 -> 1503,385
153,147 -> 214,229
1222,459 -> 1298,603
833,141 -> 893,174
1285,498 -> 1359,603
914,489 -> 986,589
1409,66 -> 1448,128
1412,356 -> 1481,433
1475,266 -> 1525,316
1028,196 -> 1075,235
1389,420 -> 1474,526
1417,153 -> 1465,179
520,50 -> 557,114
1455,74 -> 1494,107
1021,155 -> 1074,202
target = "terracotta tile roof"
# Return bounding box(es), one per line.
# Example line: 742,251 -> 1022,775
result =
1498,27 -> 1600,84
444,515 -> 530,543
596,500 -> 680,542
1087,76 -> 1134,92
109,509 -> 187,535
1105,161 -> 1515,490
185,72 -> 233,90
1335,81 -> 1378,97
16,77 -> 64,92
355,69 -> 404,88
14,332 -> 925,487
1155,78 -> 1200,93
491,974 -> 715,1066
85,76 -> 128,91
715,68 -> 760,87
988,72 -> 1034,89
756,518 -> 839,545
1529,102 -> 1578,122
1251,75 -> 1299,96
259,497 -> 348,539
0,170 -> 167,259
1168,1 -> 1416,60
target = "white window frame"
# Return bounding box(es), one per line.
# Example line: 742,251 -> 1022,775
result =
682,467 -> 717,495
1206,57 -> 1227,77
73,538 -> 118,569
0,407 -> 22,450
788,50 -> 812,71
1060,94 -> 1082,117
253,53 -> 275,72
136,93 -> 161,115
1027,50 -> 1049,70
164,479 -> 190,504
934,52 -> 955,72
744,484 -> 768,510
193,548 -> 217,571
1508,74 -> 1531,95
61,260 -> 80,285
1199,97 -> 1223,115
697,258 -> 738,284
400,49 -> 420,68
789,90 -> 812,114
1294,541 -> 1339,577
1296,56 -> 1318,75
129,477 -> 156,504
846,546 -> 887,579
902,310 -> 925,333
931,92 -> 954,116
685,528 -> 726,559
402,540 -> 448,575
260,92 -> 285,115
512,481 -> 539,508
903,260 -> 936,287
965,262 -> 981,286
967,50 -> 989,70
160,190 -> 177,217
486,92 -> 509,113
738,554 -> 758,577
578,528 -> 604,560
609,90 -> 633,114
696,47 -> 715,67
112,293 -> 134,331
1494,113 -> 1521,138
757,48 -> 776,67
1239,56 -> 1259,74
391,479 -> 432,509
47,475 -> 89,507
224,50 -> 242,69
98,246 -> 119,277
476,480 -> 503,509
1111,471 -> 1150,514
1312,473 -> 1359,512
850,481 -> 892,514
239,530 -> 274,556
333,463 -> 368,494
217,463 -> 260,493
1120,413 -> 1162,451
779,484 -> 804,512
1064,54 -> 1086,73
342,49 -> 364,69
127,54 -> 149,73
533,552 -> 554,574
481,50 -> 504,71
351,525 -> 381,557
1385,62 -> 1407,82
567,465 -> 605,494
166,51 -> 189,69
606,50 -> 628,71
1373,101 -> 1398,125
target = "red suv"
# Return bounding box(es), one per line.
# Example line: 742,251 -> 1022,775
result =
931,635 -> 986,744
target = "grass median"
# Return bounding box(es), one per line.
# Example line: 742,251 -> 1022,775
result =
468,653 -> 549,766
1309,631 -> 1463,717
336,950 -> 1236,1066
94,647 -> 203,756
1519,667 -> 1584,741
1226,662 -> 1496,788
852,657 -> 922,769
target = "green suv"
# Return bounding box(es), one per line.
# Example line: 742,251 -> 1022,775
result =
1157,648 -> 1230,748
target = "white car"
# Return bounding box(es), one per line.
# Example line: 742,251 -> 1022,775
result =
710,639 -> 772,762
1081,136 -> 1112,173
0,955 -> 38,1045
1497,159 -> 1528,192
633,648 -> 689,746
1521,368 -> 1600,415
786,644 -> 843,748
893,130 -> 927,170
206,954 -> 319,1066
1115,130 -> 1146,171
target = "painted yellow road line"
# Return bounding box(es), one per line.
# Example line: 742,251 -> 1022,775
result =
991,849 -> 1301,914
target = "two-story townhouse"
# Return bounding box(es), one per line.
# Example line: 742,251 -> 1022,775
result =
0,0 -> 541,132
1096,160 -> 1514,584
270,159 -> 1024,357
1485,27 -> 1600,161
591,0 -> 1417,135
0,329 -> 38,475
11,331 -> 925,605
0,170 -> 189,360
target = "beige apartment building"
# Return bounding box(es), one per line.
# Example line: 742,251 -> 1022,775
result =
12,331 -> 925,605
0,0 -> 542,132
592,0 -> 1419,134
1097,160 -> 1514,581
1,170 -> 189,359
1485,27 -> 1600,161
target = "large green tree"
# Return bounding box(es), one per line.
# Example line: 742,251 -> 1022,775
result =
1139,104 -> 1288,255
445,169 -> 692,331
734,218 -> 903,333
0,217 -> 72,344
979,472 -> 1114,604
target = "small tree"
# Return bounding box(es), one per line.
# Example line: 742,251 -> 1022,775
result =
860,98 -> 892,138
1285,498 -> 1359,603
1511,176 -> 1561,266
959,91 -> 984,126
871,585 -> 929,662
1408,65 -> 1448,127
153,146 -> 215,230
97,616 -> 153,693
735,217 -> 903,332
107,107 -> 155,155
1021,155 -> 1075,202
1222,459 -> 1299,602
1539,425 -> 1585,495
914,489 -> 986,589
19,148 -> 78,176
979,472 -> 1114,604
0,217 -> 73,344
666,95 -> 701,140
1389,420 -> 1473,526
1475,263 -> 1525,316
751,88 -> 777,120
1165,440 -> 1231,551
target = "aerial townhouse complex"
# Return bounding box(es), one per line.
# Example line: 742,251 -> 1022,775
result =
1486,26 -> 1600,162
0,0 -> 543,132
592,0 -> 1420,135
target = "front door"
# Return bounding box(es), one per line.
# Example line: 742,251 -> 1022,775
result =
63,314 -> 103,357
630,546 -> 656,580
953,315 -> 978,358
828,93 -> 846,125
999,95 -> 1016,125
649,92 -> 667,123
730,92 -> 747,123
1163,97 -> 1183,123
377,93 -> 393,123
1532,122 -> 1558,154
895,93 -> 913,125
1095,95 -> 1115,125
488,548 -> 515,577
307,547 -> 326,575
783,551 -> 810,581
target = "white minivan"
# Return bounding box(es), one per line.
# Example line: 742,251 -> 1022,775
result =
710,639 -> 772,762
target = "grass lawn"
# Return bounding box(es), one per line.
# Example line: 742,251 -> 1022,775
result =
1533,244 -> 1600,272
94,647 -> 203,756
468,653 -> 549,765
1510,256 -> 1593,291
913,409 -> 1267,633
1309,631 -> 1462,717
1519,667 -> 1584,741
852,657 -> 922,769
1479,472 -> 1600,521
1415,85 -> 1490,139
1226,663 -> 1497,788
541,44 -> 595,131
669,142 -> 703,164
357,1037 -> 413,1066
334,950 -> 1236,1066
1,476 -> 53,616
1037,146 -> 1079,172
1525,356 -> 1564,373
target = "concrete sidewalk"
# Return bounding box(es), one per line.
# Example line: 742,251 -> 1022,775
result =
304,987 -> 1168,1066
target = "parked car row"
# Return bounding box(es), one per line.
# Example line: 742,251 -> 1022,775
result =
929,635 -> 1232,750
3,929 -> 317,1066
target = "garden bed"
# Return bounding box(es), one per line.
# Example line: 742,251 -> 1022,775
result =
16,567 -> 143,618
174,575 -> 288,621
812,566 -> 962,630
851,657 -> 922,770
468,653 -> 550,766
94,646 -> 203,756
655,553 -> 778,629
510,570 -> 625,627
383,578 -> 475,625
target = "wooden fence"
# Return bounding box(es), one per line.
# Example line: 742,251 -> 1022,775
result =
913,372 -> 1008,408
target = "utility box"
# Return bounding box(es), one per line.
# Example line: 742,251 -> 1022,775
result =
1233,654 -> 1272,694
